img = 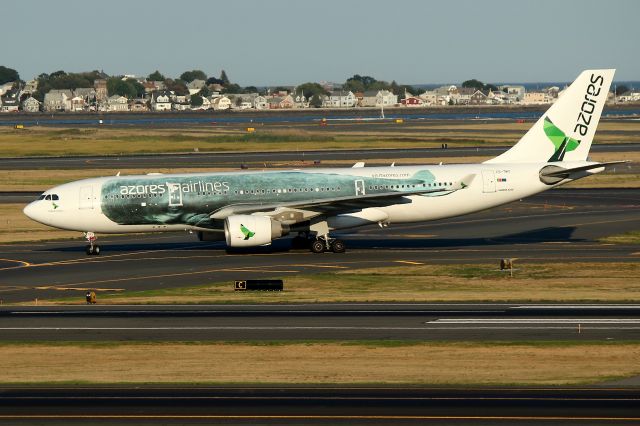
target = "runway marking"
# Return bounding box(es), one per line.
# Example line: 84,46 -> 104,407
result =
34,286 -> 125,292
40,267 -> 300,288
0,415 -> 638,421
395,260 -> 425,265
434,319 -> 640,324
0,258 -> 31,267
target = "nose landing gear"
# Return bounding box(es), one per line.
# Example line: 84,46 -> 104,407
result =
84,232 -> 101,256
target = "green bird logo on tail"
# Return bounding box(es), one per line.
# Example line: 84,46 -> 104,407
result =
543,117 -> 581,162
240,224 -> 255,240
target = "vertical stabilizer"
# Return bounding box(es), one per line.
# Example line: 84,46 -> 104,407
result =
486,69 -> 615,164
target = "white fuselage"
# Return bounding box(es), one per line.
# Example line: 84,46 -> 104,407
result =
23,161 -> 590,237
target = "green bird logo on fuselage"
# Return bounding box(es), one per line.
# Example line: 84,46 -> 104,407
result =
240,224 -> 255,240
543,117 -> 581,162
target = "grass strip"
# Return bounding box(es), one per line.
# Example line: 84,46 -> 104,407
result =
1,341 -> 639,385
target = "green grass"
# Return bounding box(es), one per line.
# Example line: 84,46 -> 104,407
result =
599,230 -> 640,244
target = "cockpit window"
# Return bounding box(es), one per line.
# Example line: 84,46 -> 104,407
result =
44,195 -> 51,200
37,194 -> 46,200
51,194 -> 59,200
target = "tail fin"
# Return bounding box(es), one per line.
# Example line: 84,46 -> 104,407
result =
485,69 -> 615,164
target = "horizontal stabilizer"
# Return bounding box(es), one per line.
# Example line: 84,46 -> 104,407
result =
539,161 -> 627,185
540,161 -> 627,178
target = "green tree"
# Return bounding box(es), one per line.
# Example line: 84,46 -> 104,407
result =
462,79 -> 485,90
0,66 -> 19,85
180,69 -> 207,82
148,70 -> 165,81
199,85 -> 211,97
164,79 -> 189,96
243,86 -> 258,93
221,83 -> 242,94
310,94 -> 323,108
190,94 -> 203,107
615,85 -> 630,96
220,70 -> 230,85
297,82 -> 328,98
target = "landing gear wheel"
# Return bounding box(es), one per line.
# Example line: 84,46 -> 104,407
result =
310,239 -> 326,254
331,239 -> 346,253
85,244 -> 101,255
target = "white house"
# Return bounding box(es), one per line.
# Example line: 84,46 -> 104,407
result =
254,95 -> 268,110
22,96 -> 41,112
104,95 -> 130,112
212,96 -> 231,110
43,89 -> 73,111
0,95 -> 19,112
361,90 -> 397,107
523,92 -> 553,105
187,79 -> 206,95
323,91 -> 357,108
151,92 -> 172,111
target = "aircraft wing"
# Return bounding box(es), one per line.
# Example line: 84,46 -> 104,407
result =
210,174 -> 475,223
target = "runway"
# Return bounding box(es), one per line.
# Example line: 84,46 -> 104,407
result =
1,303 -> 640,341
0,188 -> 638,303
1,143 -> 637,170
1,386 -> 639,426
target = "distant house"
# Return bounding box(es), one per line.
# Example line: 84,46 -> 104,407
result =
0,95 -> 19,112
187,79 -> 206,95
291,92 -> 307,108
94,79 -> 108,101
151,92 -> 172,111
0,82 -> 15,96
361,90 -> 397,107
44,89 -> 73,111
418,91 -> 439,105
227,94 -> 256,110
70,95 -> 86,111
323,91 -> 357,108
22,80 -> 39,96
498,85 -> 526,101
401,96 -> 424,107
469,90 -> 488,105
104,95 -> 130,112
212,96 -> 231,110
523,92 -> 553,105
254,95 -> 268,110
130,99 -> 149,112
22,96 -> 41,112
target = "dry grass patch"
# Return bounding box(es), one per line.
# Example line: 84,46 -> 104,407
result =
1,342 -> 639,385
46,262 -> 640,305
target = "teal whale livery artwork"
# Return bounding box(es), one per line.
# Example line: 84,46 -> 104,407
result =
23,69 -> 623,256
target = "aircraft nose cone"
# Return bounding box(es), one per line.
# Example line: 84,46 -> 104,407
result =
23,202 -> 41,223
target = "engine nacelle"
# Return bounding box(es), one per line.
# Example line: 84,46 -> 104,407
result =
224,215 -> 289,247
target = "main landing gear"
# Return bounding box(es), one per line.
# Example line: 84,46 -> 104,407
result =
85,232 -> 101,256
291,233 -> 346,253
311,236 -> 346,254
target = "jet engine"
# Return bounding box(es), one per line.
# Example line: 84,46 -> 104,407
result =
224,215 -> 289,247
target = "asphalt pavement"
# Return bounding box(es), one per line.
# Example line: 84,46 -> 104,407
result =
0,188 -> 638,303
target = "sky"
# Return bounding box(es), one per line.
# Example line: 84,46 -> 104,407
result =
4,0 -> 639,86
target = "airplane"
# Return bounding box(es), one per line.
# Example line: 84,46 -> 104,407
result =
24,69 -> 624,255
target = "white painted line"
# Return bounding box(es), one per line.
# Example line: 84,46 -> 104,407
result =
434,319 -> 640,324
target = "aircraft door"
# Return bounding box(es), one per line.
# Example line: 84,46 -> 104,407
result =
167,182 -> 183,206
355,179 -> 366,196
481,170 -> 496,193
79,185 -> 93,209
